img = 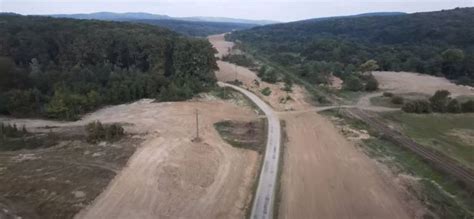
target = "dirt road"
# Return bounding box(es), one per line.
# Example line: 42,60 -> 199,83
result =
219,82 -> 281,219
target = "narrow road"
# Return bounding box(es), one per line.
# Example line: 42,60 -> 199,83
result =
218,82 -> 281,219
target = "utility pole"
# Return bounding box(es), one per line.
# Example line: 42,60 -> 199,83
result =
193,109 -> 201,142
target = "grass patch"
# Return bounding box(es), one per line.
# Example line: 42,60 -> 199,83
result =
214,119 -> 267,153
323,109 -> 474,218
381,112 -> 474,169
0,133 -> 59,151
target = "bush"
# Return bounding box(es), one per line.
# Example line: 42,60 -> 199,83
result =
383,92 -> 394,97
260,87 -> 272,96
365,75 -> 379,91
429,90 -> 451,112
402,100 -> 432,113
391,96 -> 404,105
461,100 -> 474,112
344,76 -> 364,91
0,123 -> 28,138
86,121 -> 124,143
447,99 -> 462,113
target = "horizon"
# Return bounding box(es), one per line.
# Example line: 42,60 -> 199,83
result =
1,0 -> 473,22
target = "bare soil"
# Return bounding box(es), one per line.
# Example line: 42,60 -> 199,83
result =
1,98 -> 262,219
0,128 -> 139,219
373,71 -> 474,97
73,99 -> 261,219
209,34 -> 312,112
278,112 -> 415,219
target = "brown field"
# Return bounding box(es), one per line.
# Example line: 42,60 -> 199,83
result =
1,98 -> 262,219
373,71 -> 474,96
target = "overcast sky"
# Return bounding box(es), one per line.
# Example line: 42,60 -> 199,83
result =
1,0 -> 473,22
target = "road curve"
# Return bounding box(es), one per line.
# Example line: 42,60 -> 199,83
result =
218,82 -> 281,219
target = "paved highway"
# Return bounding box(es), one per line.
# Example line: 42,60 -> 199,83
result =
218,82 -> 281,219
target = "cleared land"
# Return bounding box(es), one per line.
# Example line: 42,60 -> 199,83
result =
210,34 -> 419,219
0,127 -> 139,219
2,97 -> 262,219
278,112 -> 414,219
373,71 -> 474,97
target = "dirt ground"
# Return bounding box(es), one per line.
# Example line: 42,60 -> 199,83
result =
1,98 -> 261,219
74,99 -> 261,219
278,112 -> 421,219
373,71 -> 474,97
0,127 -> 139,218
209,34 -> 312,112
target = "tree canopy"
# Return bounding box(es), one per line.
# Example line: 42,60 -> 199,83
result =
229,7 -> 474,86
0,14 -> 218,120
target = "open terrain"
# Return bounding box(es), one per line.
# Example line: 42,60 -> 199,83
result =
210,34 -> 421,219
1,97 -> 262,219
373,71 -> 474,97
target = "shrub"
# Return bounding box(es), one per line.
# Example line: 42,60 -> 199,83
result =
0,123 -> 28,138
447,99 -> 462,113
391,96 -> 404,105
402,100 -> 432,113
461,100 -> 474,112
429,90 -> 451,112
86,121 -> 124,143
260,87 -> 272,96
383,92 -> 394,97
365,75 -> 379,91
344,76 -> 364,91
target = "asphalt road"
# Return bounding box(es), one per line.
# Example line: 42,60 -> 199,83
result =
218,82 -> 281,219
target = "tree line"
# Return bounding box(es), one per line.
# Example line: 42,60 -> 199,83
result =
0,14 -> 218,120
229,7 -> 474,86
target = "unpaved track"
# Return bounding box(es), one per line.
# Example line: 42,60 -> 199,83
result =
279,112 -> 411,219
219,82 -> 281,219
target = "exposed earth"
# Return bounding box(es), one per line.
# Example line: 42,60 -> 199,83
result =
2,98 -> 262,219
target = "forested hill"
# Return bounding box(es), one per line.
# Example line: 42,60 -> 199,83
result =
0,14 -> 218,120
125,19 -> 257,37
230,7 -> 474,85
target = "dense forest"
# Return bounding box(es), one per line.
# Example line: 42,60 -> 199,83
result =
126,19 -> 256,37
229,7 -> 474,86
0,14 -> 218,120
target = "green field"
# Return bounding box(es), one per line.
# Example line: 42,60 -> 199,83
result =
381,112 -> 474,169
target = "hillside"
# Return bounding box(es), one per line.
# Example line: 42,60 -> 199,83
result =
229,7 -> 474,85
0,14 -> 217,120
48,12 -> 271,36
125,19 -> 256,37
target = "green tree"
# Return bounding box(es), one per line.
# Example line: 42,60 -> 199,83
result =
365,74 -> 379,91
344,76 -> 364,91
429,90 -> 451,112
359,60 -> 379,73
447,99 -> 461,113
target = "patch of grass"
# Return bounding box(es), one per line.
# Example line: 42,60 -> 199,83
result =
382,112 -> 474,169
260,87 -> 272,96
363,138 -> 474,219
214,119 -> 267,153
0,132 -> 59,151
336,90 -> 369,104
323,110 -> 474,218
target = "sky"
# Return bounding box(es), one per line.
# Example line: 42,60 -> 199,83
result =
1,0 -> 473,22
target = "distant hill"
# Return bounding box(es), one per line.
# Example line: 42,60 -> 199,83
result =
127,19 -> 257,37
179,16 -> 277,25
47,12 -> 270,36
230,7 -> 474,85
300,12 -> 406,23
50,12 -> 172,20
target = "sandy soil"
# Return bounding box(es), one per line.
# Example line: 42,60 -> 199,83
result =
373,71 -> 474,97
210,34 -> 312,112
208,34 -> 234,59
2,98 -> 261,219
278,112 -> 415,219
